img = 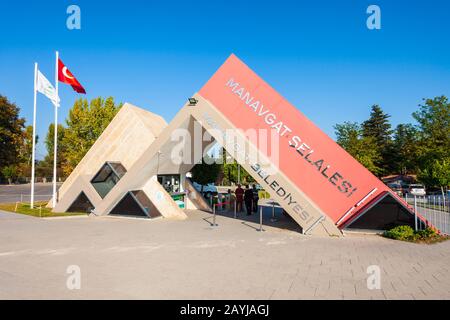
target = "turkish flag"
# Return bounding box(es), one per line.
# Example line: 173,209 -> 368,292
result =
58,59 -> 86,94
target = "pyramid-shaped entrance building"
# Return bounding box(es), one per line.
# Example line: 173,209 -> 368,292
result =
53,54 -> 428,236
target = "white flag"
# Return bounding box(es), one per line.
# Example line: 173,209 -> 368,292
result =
36,70 -> 60,107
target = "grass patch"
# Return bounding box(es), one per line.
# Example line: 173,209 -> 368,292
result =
383,225 -> 449,244
0,202 -> 87,218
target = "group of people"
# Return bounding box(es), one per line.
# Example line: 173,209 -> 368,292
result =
234,184 -> 259,215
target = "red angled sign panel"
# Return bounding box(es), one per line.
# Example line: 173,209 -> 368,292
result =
199,54 -> 404,226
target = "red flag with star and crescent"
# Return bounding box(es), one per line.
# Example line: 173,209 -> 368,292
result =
58,59 -> 86,94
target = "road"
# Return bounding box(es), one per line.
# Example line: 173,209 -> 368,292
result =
0,183 -> 61,203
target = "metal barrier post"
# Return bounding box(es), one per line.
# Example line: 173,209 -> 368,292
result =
414,195 -> 418,231
438,197 -> 441,213
258,206 -> 264,232
270,201 -> 277,222
234,200 -> 237,219
433,196 -> 435,225
212,204 -> 217,227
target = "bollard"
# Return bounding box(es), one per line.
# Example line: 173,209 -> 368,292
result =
270,201 -> 277,222
20,194 -> 23,203
234,200 -> 237,219
212,204 -> 217,227
258,206 -> 264,232
39,206 -> 42,218
15,202 -> 18,212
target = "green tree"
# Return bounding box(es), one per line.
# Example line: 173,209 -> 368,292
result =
334,122 -> 383,176
432,159 -> 450,197
44,124 -> 66,166
417,158 -> 450,196
392,124 -> 419,174
2,165 -> 17,185
0,95 -> 25,170
413,96 -> 450,188
413,96 -> 450,160
19,125 -> 38,165
222,162 -> 255,185
191,155 -> 222,188
220,147 -> 255,185
362,105 -> 394,175
62,97 -> 121,176
35,124 -> 67,179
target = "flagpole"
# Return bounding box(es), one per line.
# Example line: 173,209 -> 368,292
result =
52,51 -> 59,208
30,63 -> 38,209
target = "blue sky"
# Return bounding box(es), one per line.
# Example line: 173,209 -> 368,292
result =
1,0 -> 449,159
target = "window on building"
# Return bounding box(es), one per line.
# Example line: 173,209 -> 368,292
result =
91,162 -> 127,198
109,190 -> 162,218
67,191 -> 94,213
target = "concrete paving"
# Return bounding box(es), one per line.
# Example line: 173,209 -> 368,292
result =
0,208 -> 449,300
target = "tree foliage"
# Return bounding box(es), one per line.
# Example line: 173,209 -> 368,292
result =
44,123 -> 66,166
413,96 -> 450,189
335,96 -> 449,190
362,105 -> 394,175
61,97 -> 121,176
191,155 -> 222,186
413,96 -> 450,159
417,158 -> 450,193
222,162 -> 255,185
0,95 -> 25,170
392,124 -> 419,174
362,105 -> 393,146
19,125 -> 38,166
1,165 -> 18,184
334,122 -> 383,176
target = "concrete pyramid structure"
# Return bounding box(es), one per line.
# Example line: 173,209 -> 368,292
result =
54,54 -> 428,237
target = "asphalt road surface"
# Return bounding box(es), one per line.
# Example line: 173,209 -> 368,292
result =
0,183 -> 61,203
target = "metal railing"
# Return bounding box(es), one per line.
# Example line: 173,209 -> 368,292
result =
211,199 -> 282,233
211,200 -> 236,227
0,193 -> 53,203
404,194 -> 450,235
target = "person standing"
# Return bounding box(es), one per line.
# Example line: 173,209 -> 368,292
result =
235,184 -> 244,212
244,185 -> 253,216
252,184 -> 259,213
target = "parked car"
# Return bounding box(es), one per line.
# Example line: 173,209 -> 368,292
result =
406,184 -> 426,196
192,182 -> 218,197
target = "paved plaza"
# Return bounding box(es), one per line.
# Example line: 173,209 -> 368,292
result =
0,207 -> 449,300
